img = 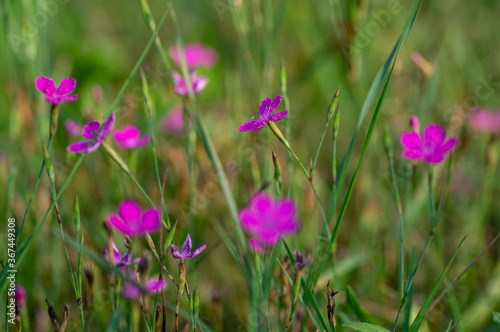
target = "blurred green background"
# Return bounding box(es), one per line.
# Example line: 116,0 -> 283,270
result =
1,0 -> 500,331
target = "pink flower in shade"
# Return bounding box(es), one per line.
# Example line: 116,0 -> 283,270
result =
173,71 -> 208,95
239,95 -> 288,132
160,106 -> 184,135
249,239 -> 265,254
170,43 -> 218,69
35,77 -> 78,105
469,108 -> 500,132
107,200 -> 161,237
103,241 -> 142,270
64,119 -> 82,138
121,275 -> 167,299
293,250 -> 312,271
112,126 -> 150,149
67,113 -> 115,154
15,286 -> 27,312
170,233 -> 206,262
400,121 -> 458,165
239,193 -> 300,247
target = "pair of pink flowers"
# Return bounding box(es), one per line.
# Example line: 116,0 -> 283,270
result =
170,43 -> 216,96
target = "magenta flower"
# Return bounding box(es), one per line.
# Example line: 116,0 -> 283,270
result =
68,113 -> 115,154
400,121 -> 458,164
35,76 -> 78,105
469,108 -> 500,132
170,233 -> 206,262
170,43 -> 218,69
107,200 -> 161,237
103,241 -> 142,270
64,119 -> 82,138
160,106 -> 184,134
15,286 -> 27,311
173,71 -> 208,95
112,126 -> 150,149
121,275 -> 167,299
239,95 -> 288,132
239,193 -> 300,247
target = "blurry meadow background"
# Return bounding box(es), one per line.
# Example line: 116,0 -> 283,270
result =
1,0 -> 500,331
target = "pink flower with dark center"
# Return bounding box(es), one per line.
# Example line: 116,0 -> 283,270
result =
173,71 -> 208,95
170,233 -> 206,262
121,274 -> 167,299
469,108 -> 500,132
15,286 -> 27,311
170,43 -> 218,69
103,241 -> 142,270
35,77 -> 78,105
112,126 -> 150,149
64,119 -> 82,138
239,95 -> 288,132
107,200 -> 161,237
160,106 -> 184,135
400,120 -> 458,165
239,193 -> 300,247
68,113 -> 115,154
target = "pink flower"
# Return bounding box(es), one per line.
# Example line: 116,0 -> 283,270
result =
469,108 -> 500,132
400,120 -> 458,165
293,250 -> 312,271
170,43 -> 218,69
35,76 -> 78,105
170,233 -> 206,262
239,193 -> 300,247
68,113 -> 115,154
15,286 -> 27,311
112,126 -> 150,149
239,95 -> 288,132
173,71 -> 208,95
64,119 -> 82,138
121,275 -> 167,299
103,241 -> 142,270
107,200 -> 161,237
160,106 -> 184,135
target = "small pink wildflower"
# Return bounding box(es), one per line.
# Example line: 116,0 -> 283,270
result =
170,43 -> 218,69
35,76 -> 78,105
170,233 -> 206,262
107,200 -> 161,237
173,71 -> 208,95
293,250 -> 312,271
103,241 -> 142,270
15,286 -> 27,312
67,113 -> 115,154
239,193 -> 300,247
64,119 -> 82,138
160,106 -> 184,134
400,119 -> 458,164
469,108 -> 500,132
112,126 -> 150,149
239,95 -> 288,132
121,274 -> 167,299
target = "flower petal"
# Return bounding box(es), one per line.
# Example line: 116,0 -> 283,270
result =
118,201 -> 142,224
239,119 -> 267,132
438,138 -> 458,154
193,76 -> 209,93
186,244 -> 206,259
400,132 -> 422,150
64,120 -> 82,138
139,209 -> 161,234
424,124 -> 446,146
144,278 -> 167,293
270,95 -> 282,112
35,77 -> 55,95
82,122 -> 100,139
402,149 -> 426,161
259,97 -> 273,117
57,78 -> 77,95
121,284 -> 141,298
67,141 -> 90,153
269,110 -> 288,122
107,215 -> 133,235
97,113 -> 115,142
181,234 -> 192,256
238,210 -> 260,233
426,153 -> 445,164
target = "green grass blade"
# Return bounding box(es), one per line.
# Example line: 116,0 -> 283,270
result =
343,322 -> 391,332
